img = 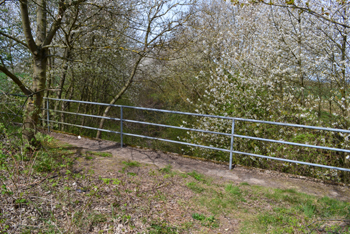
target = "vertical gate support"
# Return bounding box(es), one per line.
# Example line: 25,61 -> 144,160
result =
120,106 -> 123,148
229,119 -> 235,170
46,99 -> 50,132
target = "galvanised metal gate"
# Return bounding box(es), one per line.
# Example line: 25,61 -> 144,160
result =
43,97 -> 350,172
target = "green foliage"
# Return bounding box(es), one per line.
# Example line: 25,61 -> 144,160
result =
186,182 -> 205,193
90,213 -> 107,226
122,160 -> 140,167
0,73 -> 31,93
257,211 -> 302,233
240,182 -> 250,186
192,213 -> 219,228
85,155 -> 93,160
1,122 -> 349,233
187,171 -> 205,182
1,184 -> 12,195
317,196 -> 350,218
86,151 -> 112,157
121,160 -> 141,173
300,201 -> 316,218
191,213 -> 205,221
148,220 -> 179,234
159,164 -> 172,174
33,151 -> 55,172
225,184 -> 242,196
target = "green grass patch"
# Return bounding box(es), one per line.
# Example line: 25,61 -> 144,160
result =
121,160 -> 141,173
86,151 -> 112,157
187,171 -> 205,182
159,164 -> 172,174
186,182 -> 205,193
225,184 -> 242,196
192,213 -> 219,228
148,220 -> 179,234
122,160 -> 141,167
240,182 -> 250,186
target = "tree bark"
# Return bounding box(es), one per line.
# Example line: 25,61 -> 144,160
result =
22,52 -> 47,146
22,0 -> 47,146
19,0 -> 73,145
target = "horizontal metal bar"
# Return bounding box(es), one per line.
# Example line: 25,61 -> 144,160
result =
44,107 -> 231,136
234,134 -> 350,153
123,119 -> 232,136
45,98 -> 121,108
122,132 -> 230,152
44,119 -> 120,134
234,118 -> 350,133
44,108 -> 349,153
120,105 -> 234,120
124,119 -> 350,153
45,119 -> 228,152
45,97 -> 232,120
124,133 -> 350,172
45,97 -> 350,133
231,150 -> 350,172
44,117 -> 350,172
44,109 -> 121,121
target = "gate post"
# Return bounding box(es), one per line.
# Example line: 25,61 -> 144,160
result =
46,99 -> 50,132
229,119 -> 235,170
120,106 -> 123,148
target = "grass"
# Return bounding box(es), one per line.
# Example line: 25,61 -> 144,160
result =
122,160 -> 141,167
159,164 -> 172,174
192,213 -> 219,228
148,220 -> 179,234
83,150 -> 112,160
1,126 -> 349,233
187,181 -> 205,193
187,171 -> 206,182
121,160 -> 141,173
86,150 -> 112,158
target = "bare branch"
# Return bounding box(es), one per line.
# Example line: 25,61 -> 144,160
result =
258,1 -> 350,28
0,31 -> 29,49
19,0 -> 37,53
45,0 -> 86,46
42,44 -> 68,49
0,65 -> 32,95
44,0 -> 66,46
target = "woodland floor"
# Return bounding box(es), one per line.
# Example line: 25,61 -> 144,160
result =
51,132 -> 350,202
2,131 -> 350,233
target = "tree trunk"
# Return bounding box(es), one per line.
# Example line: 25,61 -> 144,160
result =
21,0 -> 47,146
96,55 -> 143,139
22,53 -> 47,146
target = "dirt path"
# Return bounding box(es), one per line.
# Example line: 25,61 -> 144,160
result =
50,132 -> 350,202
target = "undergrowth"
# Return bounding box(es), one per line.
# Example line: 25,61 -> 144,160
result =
0,124 -> 349,233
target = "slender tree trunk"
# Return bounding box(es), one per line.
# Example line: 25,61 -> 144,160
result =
96,55 -> 143,138
340,26 -> 348,118
54,48 -> 71,115
297,14 -> 304,107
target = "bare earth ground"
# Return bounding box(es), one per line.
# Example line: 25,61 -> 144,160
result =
50,132 -> 350,202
